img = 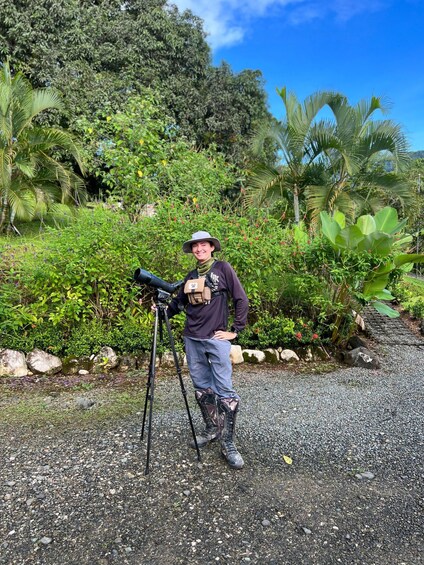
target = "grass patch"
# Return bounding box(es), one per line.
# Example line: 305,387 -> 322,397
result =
0,389 -> 147,432
293,361 -> 342,375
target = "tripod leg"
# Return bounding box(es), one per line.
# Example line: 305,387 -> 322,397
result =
162,308 -> 201,462
141,307 -> 159,475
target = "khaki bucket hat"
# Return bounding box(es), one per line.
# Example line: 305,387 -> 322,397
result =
182,230 -> 222,253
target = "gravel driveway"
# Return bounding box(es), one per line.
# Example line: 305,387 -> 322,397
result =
1,343 -> 423,565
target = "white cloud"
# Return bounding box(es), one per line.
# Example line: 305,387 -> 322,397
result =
171,0 -> 300,49
170,0 -> 389,49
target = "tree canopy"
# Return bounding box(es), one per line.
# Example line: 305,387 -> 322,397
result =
0,0 -> 271,166
247,88 -> 412,224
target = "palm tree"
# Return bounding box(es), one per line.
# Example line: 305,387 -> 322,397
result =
0,61 -> 85,233
305,95 -> 411,221
246,87 -> 341,224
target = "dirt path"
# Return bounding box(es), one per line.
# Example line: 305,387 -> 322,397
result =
1,338 -> 423,564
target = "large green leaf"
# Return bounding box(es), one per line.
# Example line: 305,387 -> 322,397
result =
335,225 -> 364,249
333,210 -> 346,229
363,275 -> 390,297
371,300 -> 400,318
357,232 -> 393,255
390,217 -> 408,235
370,261 -> 395,276
371,289 -> 396,301
392,234 -> 413,248
356,214 -> 376,235
374,206 -> 399,233
393,253 -> 424,267
320,211 -> 340,245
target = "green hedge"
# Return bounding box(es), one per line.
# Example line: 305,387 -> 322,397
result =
2,202 -> 382,356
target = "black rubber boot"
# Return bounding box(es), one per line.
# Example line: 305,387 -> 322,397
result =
217,397 -> 244,469
190,388 -> 220,448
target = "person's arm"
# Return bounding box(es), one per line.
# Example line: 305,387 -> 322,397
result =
228,265 -> 249,334
214,263 -> 248,340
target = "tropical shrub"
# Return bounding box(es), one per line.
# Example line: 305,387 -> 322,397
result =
0,207 -> 146,354
317,207 -> 424,342
4,202 -> 419,355
391,275 -> 424,321
0,203 -> 295,354
78,93 -> 238,219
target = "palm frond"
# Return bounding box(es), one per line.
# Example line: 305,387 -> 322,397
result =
29,88 -> 63,118
6,181 -> 36,221
245,164 -> 284,206
305,184 -> 335,219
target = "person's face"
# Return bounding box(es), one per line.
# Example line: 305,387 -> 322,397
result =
191,240 -> 215,264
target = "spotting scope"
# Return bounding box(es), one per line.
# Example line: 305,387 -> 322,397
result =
134,268 -> 183,294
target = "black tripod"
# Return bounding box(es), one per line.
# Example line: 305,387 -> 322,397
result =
140,289 -> 201,475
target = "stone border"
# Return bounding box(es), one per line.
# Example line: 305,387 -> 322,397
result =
0,344 -> 334,378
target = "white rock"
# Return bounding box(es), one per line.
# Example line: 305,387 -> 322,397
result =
92,346 -> 119,372
230,345 -> 244,364
26,349 -> 62,375
242,350 -> 266,364
0,349 -> 28,377
280,349 -> 300,362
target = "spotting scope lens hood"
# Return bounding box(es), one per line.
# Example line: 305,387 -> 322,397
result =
134,268 -> 183,294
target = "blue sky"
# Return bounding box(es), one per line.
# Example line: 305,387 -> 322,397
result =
172,0 -> 424,151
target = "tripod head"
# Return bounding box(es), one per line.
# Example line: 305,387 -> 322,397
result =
155,288 -> 173,307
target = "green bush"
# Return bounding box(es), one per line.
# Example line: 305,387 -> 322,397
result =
0,321 -> 66,355
0,207 -> 146,353
392,276 -> 424,320
1,202 -> 298,355
133,201 -> 291,315
409,298 -> 424,319
237,312 -> 295,349
78,93 -> 239,218
6,201 -> 411,355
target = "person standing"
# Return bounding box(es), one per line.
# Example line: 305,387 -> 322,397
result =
166,230 -> 248,469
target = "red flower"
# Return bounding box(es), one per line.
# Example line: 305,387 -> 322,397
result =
295,332 -> 302,340
312,333 -> 319,340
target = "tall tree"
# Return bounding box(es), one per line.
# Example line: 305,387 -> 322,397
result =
0,62 -> 85,232
198,62 -> 272,167
0,1 -> 210,126
0,0 -> 270,166
306,95 -> 411,220
246,87 -> 340,223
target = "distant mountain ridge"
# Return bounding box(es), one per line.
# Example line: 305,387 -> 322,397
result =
409,151 -> 424,159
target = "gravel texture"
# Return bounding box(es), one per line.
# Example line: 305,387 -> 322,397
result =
1,343 -> 423,565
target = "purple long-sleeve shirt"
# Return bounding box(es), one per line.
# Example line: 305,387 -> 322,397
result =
167,260 -> 248,339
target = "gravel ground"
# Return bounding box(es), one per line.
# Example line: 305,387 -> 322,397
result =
1,344 -> 423,565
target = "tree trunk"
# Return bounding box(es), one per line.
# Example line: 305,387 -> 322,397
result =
0,194 -> 8,232
293,185 -> 300,224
